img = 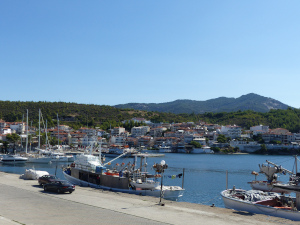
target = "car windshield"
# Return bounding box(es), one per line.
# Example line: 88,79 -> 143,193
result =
49,175 -> 57,179
60,181 -> 71,186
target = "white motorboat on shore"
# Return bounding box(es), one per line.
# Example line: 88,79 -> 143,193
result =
20,169 -> 49,180
221,188 -> 300,221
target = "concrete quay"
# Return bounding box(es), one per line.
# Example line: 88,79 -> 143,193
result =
0,172 -> 297,225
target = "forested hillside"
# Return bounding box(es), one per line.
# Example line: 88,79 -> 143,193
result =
0,101 -> 300,132
0,101 -> 187,130
115,93 -> 289,113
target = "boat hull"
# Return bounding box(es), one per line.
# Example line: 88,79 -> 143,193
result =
27,157 -> 52,164
221,189 -> 300,221
250,181 -> 292,194
1,155 -> 28,164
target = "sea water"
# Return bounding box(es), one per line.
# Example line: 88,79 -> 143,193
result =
0,153 -> 296,208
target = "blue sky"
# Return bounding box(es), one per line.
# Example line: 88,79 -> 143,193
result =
1,1 -> 300,108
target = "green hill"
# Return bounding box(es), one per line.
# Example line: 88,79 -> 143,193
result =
114,93 -> 290,114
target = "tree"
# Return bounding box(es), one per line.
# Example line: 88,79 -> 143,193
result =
6,133 -> 20,150
217,134 -> 228,143
261,144 -> 267,154
190,141 -> 202,148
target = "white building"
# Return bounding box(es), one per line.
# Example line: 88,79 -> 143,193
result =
250,125 -> 269,136
78,127 -> 97,136
10,122 -> 25,134
111,127 -> 126,136
131,126 -> 150,137
0,127 -> 12,135
220,125 -> 242,139
192,137 -> 206,145
149,127 -> 167,137
110,135 -> 126,145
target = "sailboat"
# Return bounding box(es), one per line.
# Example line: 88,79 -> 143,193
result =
33,110 -> 74,162
26,109 -> 52,164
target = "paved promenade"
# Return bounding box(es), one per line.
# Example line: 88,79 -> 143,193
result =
0,172 -> 297,225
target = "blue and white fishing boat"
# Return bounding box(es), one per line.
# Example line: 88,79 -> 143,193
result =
63,139 -> 184,201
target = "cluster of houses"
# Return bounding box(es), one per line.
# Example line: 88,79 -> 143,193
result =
1,117 -> 300,153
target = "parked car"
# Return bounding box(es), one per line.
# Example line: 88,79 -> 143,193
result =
38,175 -> 58,186
43,180 -> 75,194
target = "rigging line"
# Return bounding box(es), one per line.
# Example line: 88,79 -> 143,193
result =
274,157 -> 295,164
265,156 -> 294,165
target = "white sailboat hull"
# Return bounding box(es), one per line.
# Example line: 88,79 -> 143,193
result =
27,156 -> 52,164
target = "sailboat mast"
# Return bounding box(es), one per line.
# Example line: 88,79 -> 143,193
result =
21,114 -> 24,149
296,155 -> 298,174
99,135 -> 102,162
57,113 -> 59,146
25,109 -> 28,154
46,120 -> 48,151
38,109 -> 41,149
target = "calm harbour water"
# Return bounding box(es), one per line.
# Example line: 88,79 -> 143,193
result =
0,153 -> 296,208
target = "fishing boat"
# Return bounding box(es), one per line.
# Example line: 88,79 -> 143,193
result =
222,156 -> 300,221
248,160 -> 293,193
63,141 -> 184,201
221,187 -> 300,221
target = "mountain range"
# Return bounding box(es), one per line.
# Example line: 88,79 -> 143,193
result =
114,93 -> 290,114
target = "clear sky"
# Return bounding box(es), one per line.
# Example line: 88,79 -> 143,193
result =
1,1 -> 300,108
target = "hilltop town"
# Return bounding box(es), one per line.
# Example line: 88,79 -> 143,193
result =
1,117 -> 300,155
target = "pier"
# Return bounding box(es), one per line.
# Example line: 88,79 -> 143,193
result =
0,172 -> 297,225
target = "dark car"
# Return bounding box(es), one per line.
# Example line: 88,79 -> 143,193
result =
38,175 -> 58,186
43,180 -> 75,194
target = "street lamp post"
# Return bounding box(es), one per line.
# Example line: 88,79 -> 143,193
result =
153,160 -> 168,205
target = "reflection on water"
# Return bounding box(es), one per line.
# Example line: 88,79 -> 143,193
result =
0,153 -> 297,208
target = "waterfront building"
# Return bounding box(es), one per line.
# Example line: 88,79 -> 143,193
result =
262,128 -> 292,144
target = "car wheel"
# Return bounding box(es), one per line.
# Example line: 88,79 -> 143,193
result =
69,191 -> 73,194
44,186 -> 47,191
57,189 -> 61,194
